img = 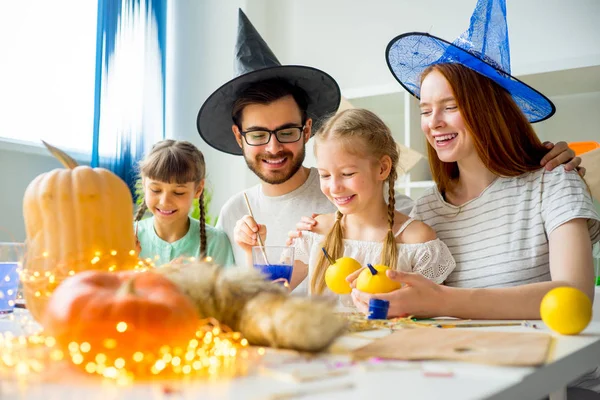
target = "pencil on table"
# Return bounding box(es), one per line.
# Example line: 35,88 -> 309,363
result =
435,322 -> 524,328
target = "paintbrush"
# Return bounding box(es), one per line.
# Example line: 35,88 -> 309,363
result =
243,192 -> 270,265
434,322 -> 525,329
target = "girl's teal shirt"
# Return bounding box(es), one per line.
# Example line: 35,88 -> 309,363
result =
136,217 -> 234,267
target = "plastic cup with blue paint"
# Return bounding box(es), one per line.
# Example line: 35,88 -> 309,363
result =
0,242 -> 25,314
252,246 -> 294,286
368,299 -> 389,320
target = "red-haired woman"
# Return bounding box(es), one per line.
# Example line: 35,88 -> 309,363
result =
350,0 -> 600,323
350,63 -> 599,321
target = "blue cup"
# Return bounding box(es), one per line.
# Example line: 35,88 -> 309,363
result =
252,246 -> 294,284
0,242 -> 24,314
254,263 -> 293,282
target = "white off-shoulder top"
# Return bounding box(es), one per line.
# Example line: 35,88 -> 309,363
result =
292,219 -> 456,296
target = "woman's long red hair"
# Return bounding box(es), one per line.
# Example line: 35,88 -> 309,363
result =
422,64 -> 548,194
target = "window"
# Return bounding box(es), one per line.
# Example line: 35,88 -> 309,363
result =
0,1 -> 97,154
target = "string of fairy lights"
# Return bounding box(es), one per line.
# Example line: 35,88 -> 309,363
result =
0,317 -> 254,384
0,251 -> 258,384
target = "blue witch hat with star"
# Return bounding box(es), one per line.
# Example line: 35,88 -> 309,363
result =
385,0 -> 555,123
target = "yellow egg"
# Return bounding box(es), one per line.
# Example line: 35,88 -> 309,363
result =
540,287 -> 592,335
356,264 -> 401,294
325,257 -> 362,294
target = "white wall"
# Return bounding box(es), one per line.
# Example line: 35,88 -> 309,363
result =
535,92 -> 600,144
167,0 -> 260,221
278,0 -> 600,93
0,145 -> 65,242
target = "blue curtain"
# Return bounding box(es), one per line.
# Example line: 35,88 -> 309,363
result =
92,0 -> 167,194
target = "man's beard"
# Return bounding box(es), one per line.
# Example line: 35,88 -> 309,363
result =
243,144 -> 306,185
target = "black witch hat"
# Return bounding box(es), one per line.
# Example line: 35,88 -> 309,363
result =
197,9 -> 341,155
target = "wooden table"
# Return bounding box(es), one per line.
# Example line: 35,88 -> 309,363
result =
1,309 -> 599,400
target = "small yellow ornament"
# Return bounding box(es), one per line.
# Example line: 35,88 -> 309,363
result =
356,264 -> 401,294
540,287 -> 592,335
322,248 -> 362,294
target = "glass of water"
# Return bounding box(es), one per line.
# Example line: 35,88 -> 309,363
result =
0,242 -> 25,314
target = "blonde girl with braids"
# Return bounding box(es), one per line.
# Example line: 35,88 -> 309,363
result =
291,109 -> 456,305
135,140 -> 234,267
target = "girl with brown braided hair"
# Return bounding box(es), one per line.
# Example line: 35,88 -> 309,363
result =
134,140 -> 234,267
291,109 -> 456,302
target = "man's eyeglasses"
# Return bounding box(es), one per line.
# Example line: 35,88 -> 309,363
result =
240,125 -> 305,146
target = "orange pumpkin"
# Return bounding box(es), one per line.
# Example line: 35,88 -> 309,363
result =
43,270 -> 199,369
22,143 -> 139,321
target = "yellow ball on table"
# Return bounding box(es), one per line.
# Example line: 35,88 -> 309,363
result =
540,287 -> 592,335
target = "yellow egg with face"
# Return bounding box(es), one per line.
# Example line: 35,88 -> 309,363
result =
325,256 -> 362,294
356,264 -> 401,294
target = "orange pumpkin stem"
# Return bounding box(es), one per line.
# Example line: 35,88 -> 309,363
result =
116,277 -> 138,297
42,140 -> 79,169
